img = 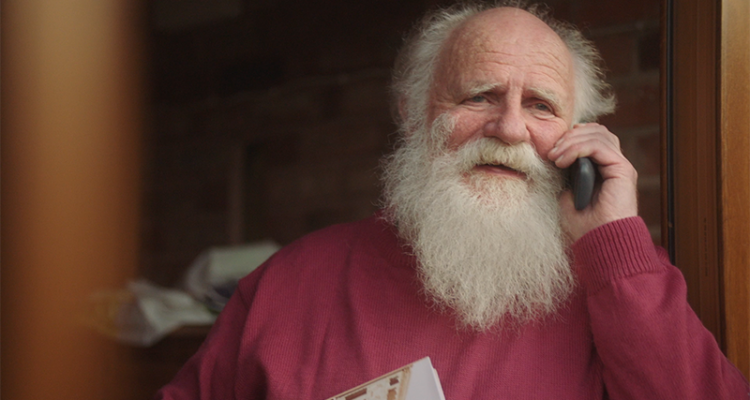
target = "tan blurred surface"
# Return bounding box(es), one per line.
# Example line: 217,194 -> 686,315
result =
2,0 -> 144,398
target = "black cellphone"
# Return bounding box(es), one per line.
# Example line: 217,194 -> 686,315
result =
569,157 -> 596,210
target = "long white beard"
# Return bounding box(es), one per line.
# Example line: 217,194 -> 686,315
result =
382,115 -> 574,331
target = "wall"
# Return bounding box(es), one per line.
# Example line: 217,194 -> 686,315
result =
140,0 -> 662,286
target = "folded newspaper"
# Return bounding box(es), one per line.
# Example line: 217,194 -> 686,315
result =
326,357 -> 446,400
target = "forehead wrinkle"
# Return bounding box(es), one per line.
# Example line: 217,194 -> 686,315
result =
448,14 -> 574,73
457,59 -> 571,96
432,8 -> 576,118
453,12 -> 570,58
468,47 -> 571,77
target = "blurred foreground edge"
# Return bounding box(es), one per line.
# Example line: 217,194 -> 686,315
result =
2,0 -> 145,398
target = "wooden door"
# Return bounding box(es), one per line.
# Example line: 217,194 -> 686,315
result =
665,0 -> 750,378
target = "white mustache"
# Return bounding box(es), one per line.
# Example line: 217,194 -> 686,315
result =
449,139 -> 559,186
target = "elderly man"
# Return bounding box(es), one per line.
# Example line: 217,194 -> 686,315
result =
158,3 -> 748,399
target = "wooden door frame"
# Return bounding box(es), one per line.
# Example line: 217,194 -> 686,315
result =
664,0 -> 750,378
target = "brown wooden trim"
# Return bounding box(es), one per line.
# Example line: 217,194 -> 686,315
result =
660,0 -> 672,251
670,0 -> 724,346
719,0 -> 750,379
669,0 -> 750,378
1,0 -> 144,398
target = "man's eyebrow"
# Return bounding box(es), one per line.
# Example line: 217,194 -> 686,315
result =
464,82 -> 505,97
462,83 -> 565,110
527,87 -> 563,110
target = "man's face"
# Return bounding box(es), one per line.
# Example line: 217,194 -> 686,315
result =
382,8 -> 578,329
427,8 -> 576,181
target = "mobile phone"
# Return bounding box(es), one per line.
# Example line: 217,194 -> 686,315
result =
569,157 -> 595,210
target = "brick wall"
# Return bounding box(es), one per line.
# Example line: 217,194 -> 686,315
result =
569,0 -> 663,240
140,0 -> 663,286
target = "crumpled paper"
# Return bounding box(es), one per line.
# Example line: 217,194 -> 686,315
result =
183,241 -> 281,311
81,279 -> 216,347
82,241 -> 281,346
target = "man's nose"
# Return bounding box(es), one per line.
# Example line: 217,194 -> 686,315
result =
482,105 -> 529,145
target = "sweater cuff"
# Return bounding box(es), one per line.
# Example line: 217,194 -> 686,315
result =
572,216 -> 664,293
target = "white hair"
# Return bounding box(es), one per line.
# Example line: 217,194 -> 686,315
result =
381,113 -> 574,330
391,1 -> 615,132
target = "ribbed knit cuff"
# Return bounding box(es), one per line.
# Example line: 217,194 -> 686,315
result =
572,217 -> 663,294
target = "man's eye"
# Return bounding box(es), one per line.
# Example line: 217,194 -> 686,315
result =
533,103 -> 552,112
467,95 -> 486,103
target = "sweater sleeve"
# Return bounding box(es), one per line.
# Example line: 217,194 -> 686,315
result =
154,268 -> 263,400
572,217 -> 749,399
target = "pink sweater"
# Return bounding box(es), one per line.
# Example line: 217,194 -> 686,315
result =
157,215 -> 749,399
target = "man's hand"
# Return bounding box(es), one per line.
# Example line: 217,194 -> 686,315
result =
548,123 -> 638,241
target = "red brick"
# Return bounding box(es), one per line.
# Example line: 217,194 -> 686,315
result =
260,89 -> 329,123
197,178 -> 229,213
545,0 -> 575,23
637,182 -> 662,236
300,117 -> 390,162
345,158 -> 382,196
638,30 -> 661,72
304,208 -> 344,233
635,131 -> 663,176
350,200 -> 381,221
575,0 -> 660,28
265,167 -> 304,208
599,79 -> 660,128
617,126 -> 661,177
339,77 -> 391,116
297,166 -> 343,203
592,33 -> 636,77
262,134 -> 302,168
265,209 -> 306,245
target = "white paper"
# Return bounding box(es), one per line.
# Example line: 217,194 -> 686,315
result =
82,279 -> 216,347
183,241 -> 280,310
405,358 -> 446,400
326,357 -> 445,400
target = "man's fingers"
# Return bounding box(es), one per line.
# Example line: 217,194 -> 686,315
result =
552,123 -> 640,240
549,126 -> 623,169
555,124 -> 621,150
550,139 -> 622,170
